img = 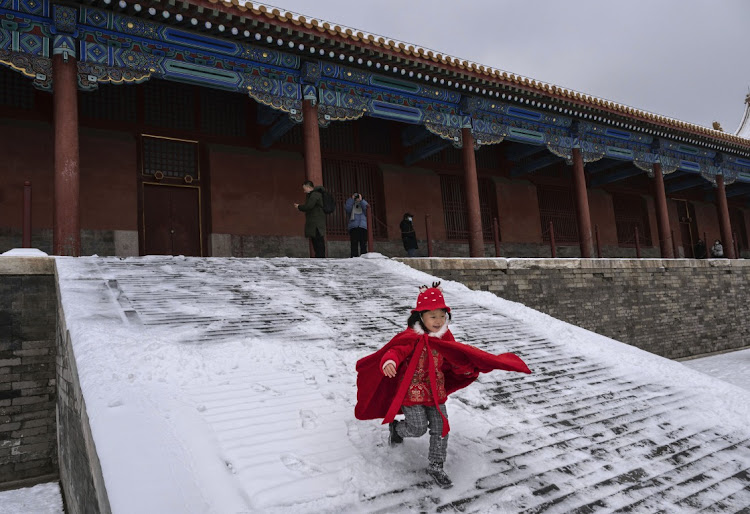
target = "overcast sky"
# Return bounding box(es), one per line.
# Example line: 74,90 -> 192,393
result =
263,0 -> 750,133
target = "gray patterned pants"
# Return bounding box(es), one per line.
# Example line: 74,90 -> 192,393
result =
396,404 -> 448,464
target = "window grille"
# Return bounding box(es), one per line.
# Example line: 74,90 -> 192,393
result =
479,178 -> 499,241
200,88 -> 246,137
278,122 -> 302,146
358,117 -> 391,155
444,147 -> 462,166
475,145 -> 501,170
731,208 -> 748,250
142,136 -> 198,179
143,79 -> 195,131
440,175 -> 498,241
613,194 -> 652,246
422,144 -> 462,165
537,185 -> 579,243
0,66 -> 34,110
79,84 -> 136,123
322,158 -> 386,238
320,121 -> 356,153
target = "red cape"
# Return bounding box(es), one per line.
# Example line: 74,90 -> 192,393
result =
354,328 -> 531,435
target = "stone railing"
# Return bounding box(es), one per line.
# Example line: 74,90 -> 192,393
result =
397,258 -> 750,360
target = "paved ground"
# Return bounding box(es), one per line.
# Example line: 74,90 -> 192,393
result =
60,256 -> 750,513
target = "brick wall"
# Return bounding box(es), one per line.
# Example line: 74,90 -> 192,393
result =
399,258 -> 750,360
0,257 -> 57,487
57,305 -> 111,514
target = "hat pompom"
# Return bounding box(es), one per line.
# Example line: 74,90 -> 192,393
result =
412,282 -> 450,313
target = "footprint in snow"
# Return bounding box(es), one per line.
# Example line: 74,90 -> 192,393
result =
303,371 -> 317,386
300,409 -> 318,429
250,383 -> 281,396
280,453 -> 322,476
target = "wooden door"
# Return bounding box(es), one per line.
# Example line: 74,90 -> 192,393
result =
139,135 -> 205,256
143,184 -> 201,256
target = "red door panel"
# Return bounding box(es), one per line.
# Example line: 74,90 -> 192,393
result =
143,184 -> 201,256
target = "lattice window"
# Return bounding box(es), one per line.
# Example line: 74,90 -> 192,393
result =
200,88 -> 247,137
479,179 -> 499,241
143,79 -> 195,131
440,175 -> 498,241
0,67 -> 34,110
320,121 -> 356,153
142,136 -> 198,179
537,185 -> 579,243
358,117 -> 391,155
475,145 -> 501,170
322,158 -> 386,238
79,84 -> 136,122
421,142 -> 462,165
278,122 -> 303,146
613,194 -> 652,246
731,208 -> 748,250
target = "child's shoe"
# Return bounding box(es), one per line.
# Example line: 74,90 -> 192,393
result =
426,461 -> 453,489
388,421 -> 403,446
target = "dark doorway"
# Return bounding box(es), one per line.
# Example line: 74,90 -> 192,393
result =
143,184 -> 202,256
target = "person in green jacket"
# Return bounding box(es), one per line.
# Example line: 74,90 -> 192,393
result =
294,180 -> 327,258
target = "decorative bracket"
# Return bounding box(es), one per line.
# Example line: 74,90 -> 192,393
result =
0,50 -> 52,90
77,61 -> 151,90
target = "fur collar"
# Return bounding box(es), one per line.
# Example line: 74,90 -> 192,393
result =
411,321 -> 449,339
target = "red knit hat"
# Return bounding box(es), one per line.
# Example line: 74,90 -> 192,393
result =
411,282 -> 451,313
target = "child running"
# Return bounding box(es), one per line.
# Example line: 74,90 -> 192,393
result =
355,282 -> 531,488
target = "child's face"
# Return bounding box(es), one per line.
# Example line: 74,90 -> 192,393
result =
421,309 -> 447,333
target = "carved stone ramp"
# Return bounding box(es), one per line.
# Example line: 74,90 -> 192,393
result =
55,256 -> 750,513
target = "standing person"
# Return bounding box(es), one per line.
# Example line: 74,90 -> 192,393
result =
354,282 -> 531,488
400,212 -> 418,257
711,239 -> 724,258
694,239 -> 707,259
294,180 -> 326,258
345,193 -> 368,257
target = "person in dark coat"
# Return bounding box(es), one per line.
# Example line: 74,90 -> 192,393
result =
294,180 -> 326,258
694,239 -> 707,259
399,213 -> 418,257
345,193 -> 368,257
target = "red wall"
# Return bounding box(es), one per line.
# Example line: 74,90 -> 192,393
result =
381,165 -> 445,241
496,178 -> 542,242
588,189 -> 617,246
0,121 -> 54,229
693,202 -> 720,244
208,147 -> 305,236
79,131 -> 138,230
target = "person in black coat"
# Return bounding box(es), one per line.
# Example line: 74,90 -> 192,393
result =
399,213 -> 418,257
694,239 -> 707,259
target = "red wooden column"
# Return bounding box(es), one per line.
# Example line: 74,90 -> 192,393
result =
715,174 -> 735,259
52,53 -> 81,256
23,181 -> 32,248
571,148 -> 593,258
652,162 -> 674,258
302,99 -> 323,186
461,128 -> 483,257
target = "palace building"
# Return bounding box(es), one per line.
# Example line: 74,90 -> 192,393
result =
1,0 -> 749,258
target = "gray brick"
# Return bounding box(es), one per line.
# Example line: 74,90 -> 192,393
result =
12,395 -> 50,406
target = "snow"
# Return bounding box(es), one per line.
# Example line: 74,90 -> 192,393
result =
0,482 -> 63,514
1,248 -> 48,256
682,348 -> 750,391
37,256 -> 750,511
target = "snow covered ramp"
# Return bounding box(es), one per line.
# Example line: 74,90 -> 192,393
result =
55,255 -> 750,513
